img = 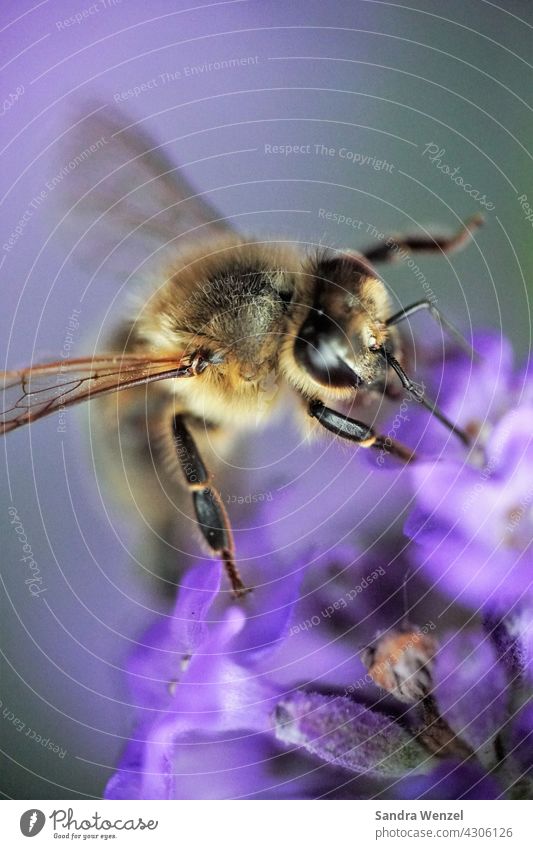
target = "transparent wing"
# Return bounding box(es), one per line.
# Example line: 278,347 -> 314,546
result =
59,104 -> 235,279
0,352 -> 206,434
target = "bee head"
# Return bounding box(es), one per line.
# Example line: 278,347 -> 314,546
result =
293,251 -> 393,393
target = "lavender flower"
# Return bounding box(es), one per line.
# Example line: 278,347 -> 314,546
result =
106,557 -> 436,800
105,561 -> 292,800
105,544 -> 533,800
403,332 -> 533,610
275,612 -> 533,800
401,612 -> 533,800
105,330 -> 533,800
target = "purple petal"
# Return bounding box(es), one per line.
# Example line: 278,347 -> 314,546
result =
406,522 -> 533,612
229,566 -> 303,663
104,740 -> 146,800
166,559 -> 223,651
380,331 -> 514,459
398,758 -> 500,799
510,704 -> 533,778
160,732 -> 345,800
433,629 -> 508,767
131,645 -> 280,799
405,409 -> 533,610
125,561 -> 222,710
484,605 -> 533,684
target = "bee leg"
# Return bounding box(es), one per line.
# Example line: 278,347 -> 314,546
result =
172,414 -> 249,598
308,400 -> 416,463
385,299 -> 477,360
361,214 -> 483,265
375,347 -> 472,447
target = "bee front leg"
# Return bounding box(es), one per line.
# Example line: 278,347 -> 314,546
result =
385,299 -> 477,360
172,414 -> 249,598
361,214 -> 483,265
308,400 -> 416,463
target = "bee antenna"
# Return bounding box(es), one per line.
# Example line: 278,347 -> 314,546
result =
375,347 -> 471,447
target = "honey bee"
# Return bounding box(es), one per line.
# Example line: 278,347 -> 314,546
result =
0,108 -> 482,597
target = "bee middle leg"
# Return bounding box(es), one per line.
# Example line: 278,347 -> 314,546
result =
308,400 -> 416,463
172,413 -> 249,598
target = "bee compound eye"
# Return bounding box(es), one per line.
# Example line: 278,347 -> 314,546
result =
294,312 -> 362,389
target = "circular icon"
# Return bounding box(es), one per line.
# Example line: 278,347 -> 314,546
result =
20,810 -> 46,837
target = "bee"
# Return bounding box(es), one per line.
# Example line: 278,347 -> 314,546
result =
0,108 -> 482,598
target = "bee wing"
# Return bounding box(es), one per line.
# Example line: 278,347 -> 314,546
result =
60,104 -> 234,278
0,353 -> 204,434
